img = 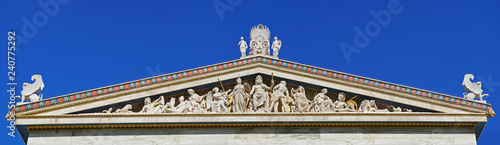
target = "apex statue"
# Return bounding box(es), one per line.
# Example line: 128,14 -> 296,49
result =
239,24 -> 282,58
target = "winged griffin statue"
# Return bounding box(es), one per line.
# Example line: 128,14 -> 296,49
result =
15,74 -> 45,104
462,74 -> 489,103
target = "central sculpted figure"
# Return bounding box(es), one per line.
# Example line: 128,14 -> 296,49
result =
249,75 -> 273,112
269,81 -> 290,112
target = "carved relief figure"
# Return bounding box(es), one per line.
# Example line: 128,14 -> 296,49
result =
186,89 -> 206,113
269,81 -> 290,112
163,96 -> 188,113
16,74 -> 44,104
271,36 -> 282,57
290,86 -> 312,113
228,77 -> 249,113
333,92 -> 356,112
238,37 -> 248,57
312,88 -> 335,112
462,74 -> 489,103
210,87 -> 231,113
139,96 -> 164,113
114,104 -> 134,114
249,75 -> 273,112
358,100 -> 389,112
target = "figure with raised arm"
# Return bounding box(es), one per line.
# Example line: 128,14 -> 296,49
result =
210,87 -> 231,113
269,81 -> 290,112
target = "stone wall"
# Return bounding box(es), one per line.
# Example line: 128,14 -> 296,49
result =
27,126 -> 476,145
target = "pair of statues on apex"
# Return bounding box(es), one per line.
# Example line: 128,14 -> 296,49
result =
238,37 -> 282,57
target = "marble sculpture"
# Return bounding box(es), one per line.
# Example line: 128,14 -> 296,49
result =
100,75 -> 412,114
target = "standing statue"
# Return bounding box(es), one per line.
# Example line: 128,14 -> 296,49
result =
462,74 -> 489,103
16,74 -> 44,104
249,75 -> 273,112
210,87 -> 231,113
290,86 -> 312,113
333,92 -> 357,112
238,37 -> 248,57
228,77 -> 249,113
271,36 -> 282,57
311,88 -> 335,112
269,81 -> 290,112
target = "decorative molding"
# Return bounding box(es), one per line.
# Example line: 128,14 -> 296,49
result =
15,112 -> 488,119
26,122 -> 477,132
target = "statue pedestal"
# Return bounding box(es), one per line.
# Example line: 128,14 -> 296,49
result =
241,54 -> 279,60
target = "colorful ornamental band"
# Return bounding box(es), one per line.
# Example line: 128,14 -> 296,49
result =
15,56 -> 491,112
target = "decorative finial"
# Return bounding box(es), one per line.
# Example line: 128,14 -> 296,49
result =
462,74 -> 490,103
15,74 -> 44,104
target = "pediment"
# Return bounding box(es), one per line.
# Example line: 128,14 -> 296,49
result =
11,56 -> 493,117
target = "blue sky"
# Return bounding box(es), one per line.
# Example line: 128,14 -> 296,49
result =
1,0 -> 499,144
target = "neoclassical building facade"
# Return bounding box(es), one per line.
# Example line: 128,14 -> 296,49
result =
7,24 -> 495,145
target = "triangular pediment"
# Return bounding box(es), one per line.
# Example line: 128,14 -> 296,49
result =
11,56 -> 493,117
10,55 -> 495,144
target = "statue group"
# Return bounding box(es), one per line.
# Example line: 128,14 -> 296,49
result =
239,24 -> 282,58
102,75 -> 411,114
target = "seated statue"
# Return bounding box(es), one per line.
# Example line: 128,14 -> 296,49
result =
210,87 -> 231,113
333,92 -> 356,112
249,75 -> 273,112
312,88 -> 335,112
186,89 -> 206,113
290,86 -> 312,113
139,96 -> 165,113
